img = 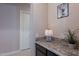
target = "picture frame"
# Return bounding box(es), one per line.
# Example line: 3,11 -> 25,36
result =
57,3 -> 69,19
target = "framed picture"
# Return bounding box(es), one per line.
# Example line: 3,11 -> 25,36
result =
57,3 -> 69,19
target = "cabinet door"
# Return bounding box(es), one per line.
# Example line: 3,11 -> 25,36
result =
36,48 -> 46,56
47,50 -> 58,56
36,44 -> 47,54
36,44 -> 46,56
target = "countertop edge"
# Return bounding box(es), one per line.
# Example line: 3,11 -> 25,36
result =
36,41 -> 66,56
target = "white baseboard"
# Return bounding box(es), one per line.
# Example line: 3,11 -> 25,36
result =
0,50 -> 21,56
0,48 -> 31,56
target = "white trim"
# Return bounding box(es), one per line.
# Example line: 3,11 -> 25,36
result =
0,50 -> 21,56
20,10 -> 31,50
0,48 -> 31,56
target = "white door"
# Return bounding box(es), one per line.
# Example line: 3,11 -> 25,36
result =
20,10 -> 30,50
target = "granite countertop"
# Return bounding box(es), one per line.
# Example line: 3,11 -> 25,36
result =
36,37 -> 79,56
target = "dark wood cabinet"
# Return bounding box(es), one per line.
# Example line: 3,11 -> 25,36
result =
36,49 -> 46,56
36,43 -> 58,56
47,50 -> 58,56
36,44 -> 46,56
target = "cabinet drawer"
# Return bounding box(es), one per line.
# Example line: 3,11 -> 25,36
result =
36,43 -> 47,54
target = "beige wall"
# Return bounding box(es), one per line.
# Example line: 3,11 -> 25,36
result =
48,3 -> 79,39
32,3 -> 48,38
